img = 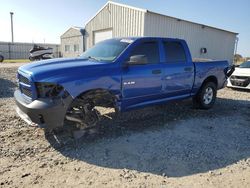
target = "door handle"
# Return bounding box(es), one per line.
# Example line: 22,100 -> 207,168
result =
152,69 -> 162,74
184,67 -> 193,72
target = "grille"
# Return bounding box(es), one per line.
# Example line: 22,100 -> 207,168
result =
19,74 -> 30,85
230,76 -> 250,87
22,88 -> 32,98
18,73 -> 33,99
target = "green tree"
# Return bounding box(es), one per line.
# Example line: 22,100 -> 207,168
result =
234,54 -> 244,64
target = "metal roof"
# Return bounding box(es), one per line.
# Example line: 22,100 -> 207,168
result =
60,26 -> 85,38
86,1 -> 238,35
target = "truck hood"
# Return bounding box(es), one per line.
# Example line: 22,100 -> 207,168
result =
18,57 -> 108,82
232,67 -> 250,77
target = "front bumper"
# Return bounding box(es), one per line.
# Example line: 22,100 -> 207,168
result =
227,77 -> 250,90
14,90 -> 73,129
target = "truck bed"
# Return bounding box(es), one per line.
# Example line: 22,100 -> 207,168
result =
192,60 -> 229,94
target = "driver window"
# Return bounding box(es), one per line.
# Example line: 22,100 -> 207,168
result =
130,42 -> 159,64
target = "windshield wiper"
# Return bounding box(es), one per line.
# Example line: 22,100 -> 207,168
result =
88,56 -> 100,61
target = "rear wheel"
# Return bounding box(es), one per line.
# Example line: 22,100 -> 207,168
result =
193,82 -> 217,109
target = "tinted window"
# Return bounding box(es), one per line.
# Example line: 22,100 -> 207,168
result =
164,42 -> 186,62
130,42 -> 159,64
239,61 -> 250,68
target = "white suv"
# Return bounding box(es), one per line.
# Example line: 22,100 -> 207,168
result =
227,61 -> 250,90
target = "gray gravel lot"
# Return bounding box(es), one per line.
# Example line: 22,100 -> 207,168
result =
0,63 -> 250,187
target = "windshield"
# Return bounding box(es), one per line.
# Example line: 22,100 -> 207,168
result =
81,39 -> 131,62
239,61 -> 250,68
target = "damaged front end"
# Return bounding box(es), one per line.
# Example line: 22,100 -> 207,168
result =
15,81 -> 73,129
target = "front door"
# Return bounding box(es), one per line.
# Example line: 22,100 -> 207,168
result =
121,40 -> 163,109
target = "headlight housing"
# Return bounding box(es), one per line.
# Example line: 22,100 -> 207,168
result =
35,82 -> 64,98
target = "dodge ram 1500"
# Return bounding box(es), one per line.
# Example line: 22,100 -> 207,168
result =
14,37 -> 234,131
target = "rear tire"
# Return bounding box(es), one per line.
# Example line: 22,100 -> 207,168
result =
193,82 -> 217,109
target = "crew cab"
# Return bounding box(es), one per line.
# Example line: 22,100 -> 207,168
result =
14,37 -> 234,131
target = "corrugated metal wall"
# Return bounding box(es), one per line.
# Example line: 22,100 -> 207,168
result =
144,12 -> 236,63
85,3 -> 145,49
85,2 -> 237,63
0,42 -> 60,59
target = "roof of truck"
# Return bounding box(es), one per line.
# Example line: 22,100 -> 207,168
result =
111,37 -> 187,41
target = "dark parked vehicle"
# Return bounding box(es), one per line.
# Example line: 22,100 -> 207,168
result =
14,37 -> 234,132
0,53 -> 4,62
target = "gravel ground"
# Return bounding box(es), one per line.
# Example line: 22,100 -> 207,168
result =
0,63 -> 250,188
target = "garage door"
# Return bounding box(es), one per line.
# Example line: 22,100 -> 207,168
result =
94,30 -> 113,44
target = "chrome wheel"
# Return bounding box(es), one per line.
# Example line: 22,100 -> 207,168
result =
203,87 -> 214,105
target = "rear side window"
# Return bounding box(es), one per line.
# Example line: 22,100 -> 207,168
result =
130,42 -> 159,64
164,41 -> 186,63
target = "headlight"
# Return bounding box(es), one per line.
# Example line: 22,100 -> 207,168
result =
35,82 -> 64,98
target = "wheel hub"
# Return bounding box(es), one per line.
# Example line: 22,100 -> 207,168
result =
203,87 -> 213,105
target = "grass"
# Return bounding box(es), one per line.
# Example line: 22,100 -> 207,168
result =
3,59 -> 30,63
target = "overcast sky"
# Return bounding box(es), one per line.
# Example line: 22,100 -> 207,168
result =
0,0 -> 249,57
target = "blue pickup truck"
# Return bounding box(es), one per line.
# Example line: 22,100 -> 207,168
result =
14,37 -> 234,131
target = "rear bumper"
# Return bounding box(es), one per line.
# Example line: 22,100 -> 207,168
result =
14,90 -> 73,129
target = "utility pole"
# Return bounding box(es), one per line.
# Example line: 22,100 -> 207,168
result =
10,12 -> 14,43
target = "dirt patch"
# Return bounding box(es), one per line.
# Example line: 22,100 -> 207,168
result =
0,64 -> 250,187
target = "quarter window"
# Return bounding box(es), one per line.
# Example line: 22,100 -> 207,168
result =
164,42 -> 186,62
130,42 -> 159,64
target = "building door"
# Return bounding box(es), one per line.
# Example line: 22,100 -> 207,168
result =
94,29 -> 113,44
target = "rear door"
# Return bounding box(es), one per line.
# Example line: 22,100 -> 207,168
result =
162,40 -> 194,97
121,40 -> 164,108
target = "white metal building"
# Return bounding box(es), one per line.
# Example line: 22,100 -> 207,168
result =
84,1 -> 238,63
60,27 -> 85,57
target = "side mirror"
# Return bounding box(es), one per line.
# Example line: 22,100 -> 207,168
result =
128,55 -> 148,65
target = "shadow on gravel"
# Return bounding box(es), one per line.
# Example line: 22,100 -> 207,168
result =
228,87 -> 250,93
46,97 -> 250,177
0,78 -> 16,98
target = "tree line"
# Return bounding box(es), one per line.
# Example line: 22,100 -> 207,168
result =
234,54 -> 250,64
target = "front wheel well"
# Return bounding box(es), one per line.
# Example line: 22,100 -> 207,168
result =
74,89 -> 118,108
